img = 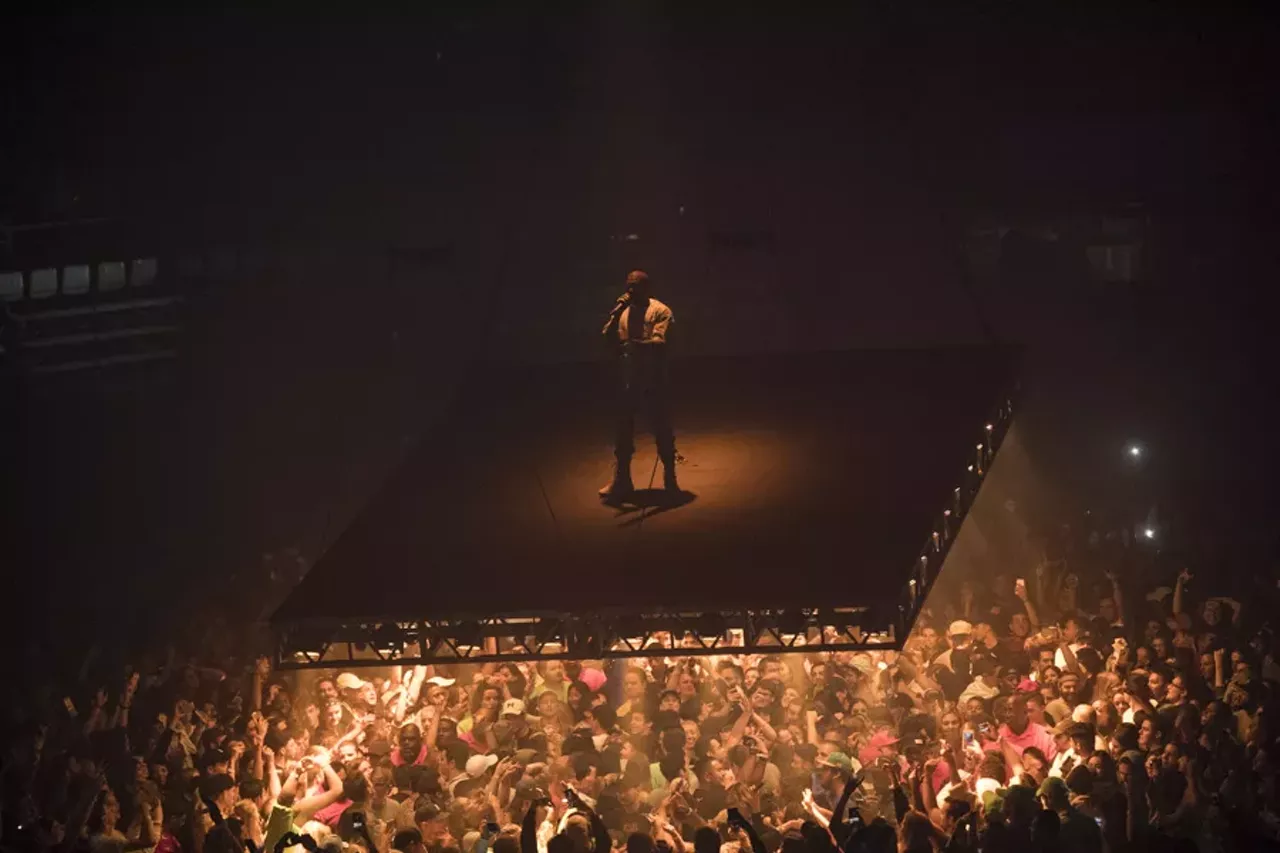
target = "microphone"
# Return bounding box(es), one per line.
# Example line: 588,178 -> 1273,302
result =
610,290 -> 632,316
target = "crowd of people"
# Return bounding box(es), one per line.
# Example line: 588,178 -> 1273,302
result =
3,551 -> 1279,853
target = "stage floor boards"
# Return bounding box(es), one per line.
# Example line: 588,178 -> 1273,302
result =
274,347 -> 1017,624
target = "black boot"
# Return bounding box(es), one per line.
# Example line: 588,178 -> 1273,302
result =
599,456 -> 634,499
660,451 -> 680,492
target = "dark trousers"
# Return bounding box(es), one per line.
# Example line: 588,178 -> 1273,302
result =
613,350 -> 675,463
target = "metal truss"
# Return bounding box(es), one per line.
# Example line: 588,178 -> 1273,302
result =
897,387 -> 1017,637
275,606 -> 902,669
275,385 -> 1017,670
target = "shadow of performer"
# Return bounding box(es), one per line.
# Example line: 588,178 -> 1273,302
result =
605,488 -> 697,526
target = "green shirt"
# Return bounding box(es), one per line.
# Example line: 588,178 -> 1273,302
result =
262,804 -> 300,853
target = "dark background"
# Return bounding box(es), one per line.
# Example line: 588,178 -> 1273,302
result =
2,4 -> 1278,681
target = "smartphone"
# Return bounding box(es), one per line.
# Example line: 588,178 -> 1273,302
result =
63,697 -> 77,716
963,731 -> 974,747
485,822 -> 500,835
939,743 -> 947,756
351,812 -> 366,832
978,723 -> 991,735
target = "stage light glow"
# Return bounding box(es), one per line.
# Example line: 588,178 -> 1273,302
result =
1143,527 -> 1156,540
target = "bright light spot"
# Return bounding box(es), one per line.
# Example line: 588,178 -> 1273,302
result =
624,233 -> 640,242
877,661 -> 888,671
1143,527 -> 1156,540
1128,444 -> 1143,459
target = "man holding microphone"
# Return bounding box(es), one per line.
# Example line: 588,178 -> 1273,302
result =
598,269 -> 677,499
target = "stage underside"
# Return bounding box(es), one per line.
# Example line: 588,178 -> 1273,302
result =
272,346 -> 1018,665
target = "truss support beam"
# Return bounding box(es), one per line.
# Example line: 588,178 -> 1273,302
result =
275,386 -> 1015,669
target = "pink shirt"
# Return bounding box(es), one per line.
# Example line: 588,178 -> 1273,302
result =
390,744 -> 429,767
997,721 -> 1057,760
313,799 -> 351,828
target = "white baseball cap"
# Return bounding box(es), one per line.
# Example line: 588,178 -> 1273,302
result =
465,753 -> 499,778
335,672 -> 370,691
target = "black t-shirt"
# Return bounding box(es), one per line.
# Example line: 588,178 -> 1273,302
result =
204,820 -> 243,853
694,782 -> 727,820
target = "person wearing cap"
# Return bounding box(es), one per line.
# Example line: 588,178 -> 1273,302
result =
1045,670 -> 1083,726
856,730 -> 900,771
440,741 -> 473,795
1037,776 -> 1103,852
452,753 -> 499,798
956,657 -> 1003,708
335,672 -> 379,712
1047,718 -> 1079,779
598,268 -> 678,498
422,675 -> 456,708
413,801 -> 452,849
811,751 -> 859,812
196,774 -> 242,853
494,698 -> 548,755
931,621 -> 976,700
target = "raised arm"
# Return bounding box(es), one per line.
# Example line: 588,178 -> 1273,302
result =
1173,568 -> 1191,617
249,713 -> 267,782
1058,641 -> 1082,676
1105,570 -> 1125,626
827,772 -> 863,843
520,800 -> 544,853
724,698 -> 751,747
1014,580 -> 1040,629
727,808 -> 767,853
252,657 -> 270,712
407,665 -> 427,707
264,748 -> 281,806
749,709 -> 778,744
293,760 -> 344,823
997,737 -> 1024,780
422,703 -> 443,757
332,715 -> 371,753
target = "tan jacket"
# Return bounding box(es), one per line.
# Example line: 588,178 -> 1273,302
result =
609,298 -> 673,344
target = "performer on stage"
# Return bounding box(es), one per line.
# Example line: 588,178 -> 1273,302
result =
598,269 -> 678,498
